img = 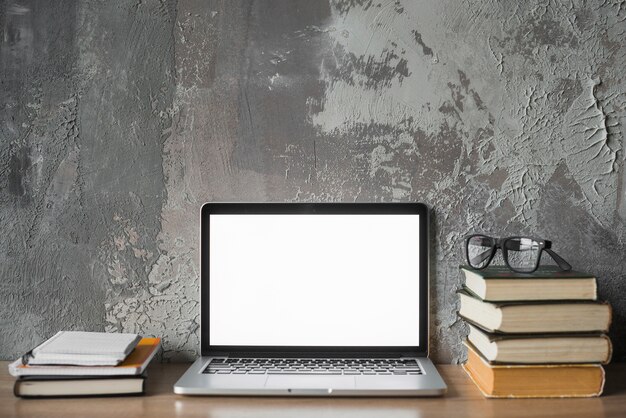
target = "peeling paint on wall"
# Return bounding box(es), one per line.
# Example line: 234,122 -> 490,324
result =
1,0 -> 625,363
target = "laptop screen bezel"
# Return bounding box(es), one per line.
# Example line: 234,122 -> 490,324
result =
200,202 -> 429,357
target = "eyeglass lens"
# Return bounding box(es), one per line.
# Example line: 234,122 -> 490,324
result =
467,235 -> 495,268
503,237 -> 541,272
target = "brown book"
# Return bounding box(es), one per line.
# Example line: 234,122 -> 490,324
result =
463,341 -> 605,398
466,323 -> 612,364
460,265 -> 597,301
458,288 -> 611,333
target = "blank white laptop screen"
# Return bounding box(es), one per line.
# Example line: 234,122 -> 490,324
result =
209,214 -> 420,347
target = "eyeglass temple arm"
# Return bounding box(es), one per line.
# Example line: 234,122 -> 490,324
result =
544,248 -> 572,271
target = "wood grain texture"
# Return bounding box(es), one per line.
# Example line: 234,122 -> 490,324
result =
1,362 -> 625,418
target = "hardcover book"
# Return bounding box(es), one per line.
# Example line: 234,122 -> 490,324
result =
14,374 -> 147,398
466,323 -> 612,364
458,288 -> 611,333
460,265 -> 597,301
463,341 -> 605,398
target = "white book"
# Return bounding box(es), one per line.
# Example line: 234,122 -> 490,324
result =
26,331 -> 141,366
9,337 -> 160,377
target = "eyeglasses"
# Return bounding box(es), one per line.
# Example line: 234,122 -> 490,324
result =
464,234 -> 572,273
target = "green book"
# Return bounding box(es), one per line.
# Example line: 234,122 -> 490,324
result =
459,265 -> 597,302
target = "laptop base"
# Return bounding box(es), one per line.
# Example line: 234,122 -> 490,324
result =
174,356 -> 447,396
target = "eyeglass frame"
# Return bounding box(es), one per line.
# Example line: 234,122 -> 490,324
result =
464,234 -> 572,273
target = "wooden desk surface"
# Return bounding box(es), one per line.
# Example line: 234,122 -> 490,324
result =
1,362 -> 625,418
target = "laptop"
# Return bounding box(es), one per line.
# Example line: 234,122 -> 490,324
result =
174,202 -> 447,396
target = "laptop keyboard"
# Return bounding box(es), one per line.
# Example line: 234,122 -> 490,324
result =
203,358 -> 423,375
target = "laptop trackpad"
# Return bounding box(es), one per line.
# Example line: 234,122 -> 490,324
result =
265,375 -> 355,389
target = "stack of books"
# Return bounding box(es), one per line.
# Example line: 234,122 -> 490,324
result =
8,331 -> 160,398
458,266 -> 612,398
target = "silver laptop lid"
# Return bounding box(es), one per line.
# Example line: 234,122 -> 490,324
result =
200,203 -> 429,357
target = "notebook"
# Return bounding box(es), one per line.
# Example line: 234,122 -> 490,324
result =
26,331 -> 141,366
9,338 -> 160,376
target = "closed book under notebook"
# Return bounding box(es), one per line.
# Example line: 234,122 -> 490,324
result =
466,323 -> 612,364
14,375 -> 146,398
458,288 -> 611,333
9,338 -> 160,377
463,341 -> 605,398
460,266 -> 597,302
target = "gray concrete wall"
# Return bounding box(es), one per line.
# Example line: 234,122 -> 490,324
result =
1,0 -> 625,363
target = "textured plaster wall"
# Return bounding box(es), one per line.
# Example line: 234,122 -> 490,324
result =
1,0 -> 625,363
